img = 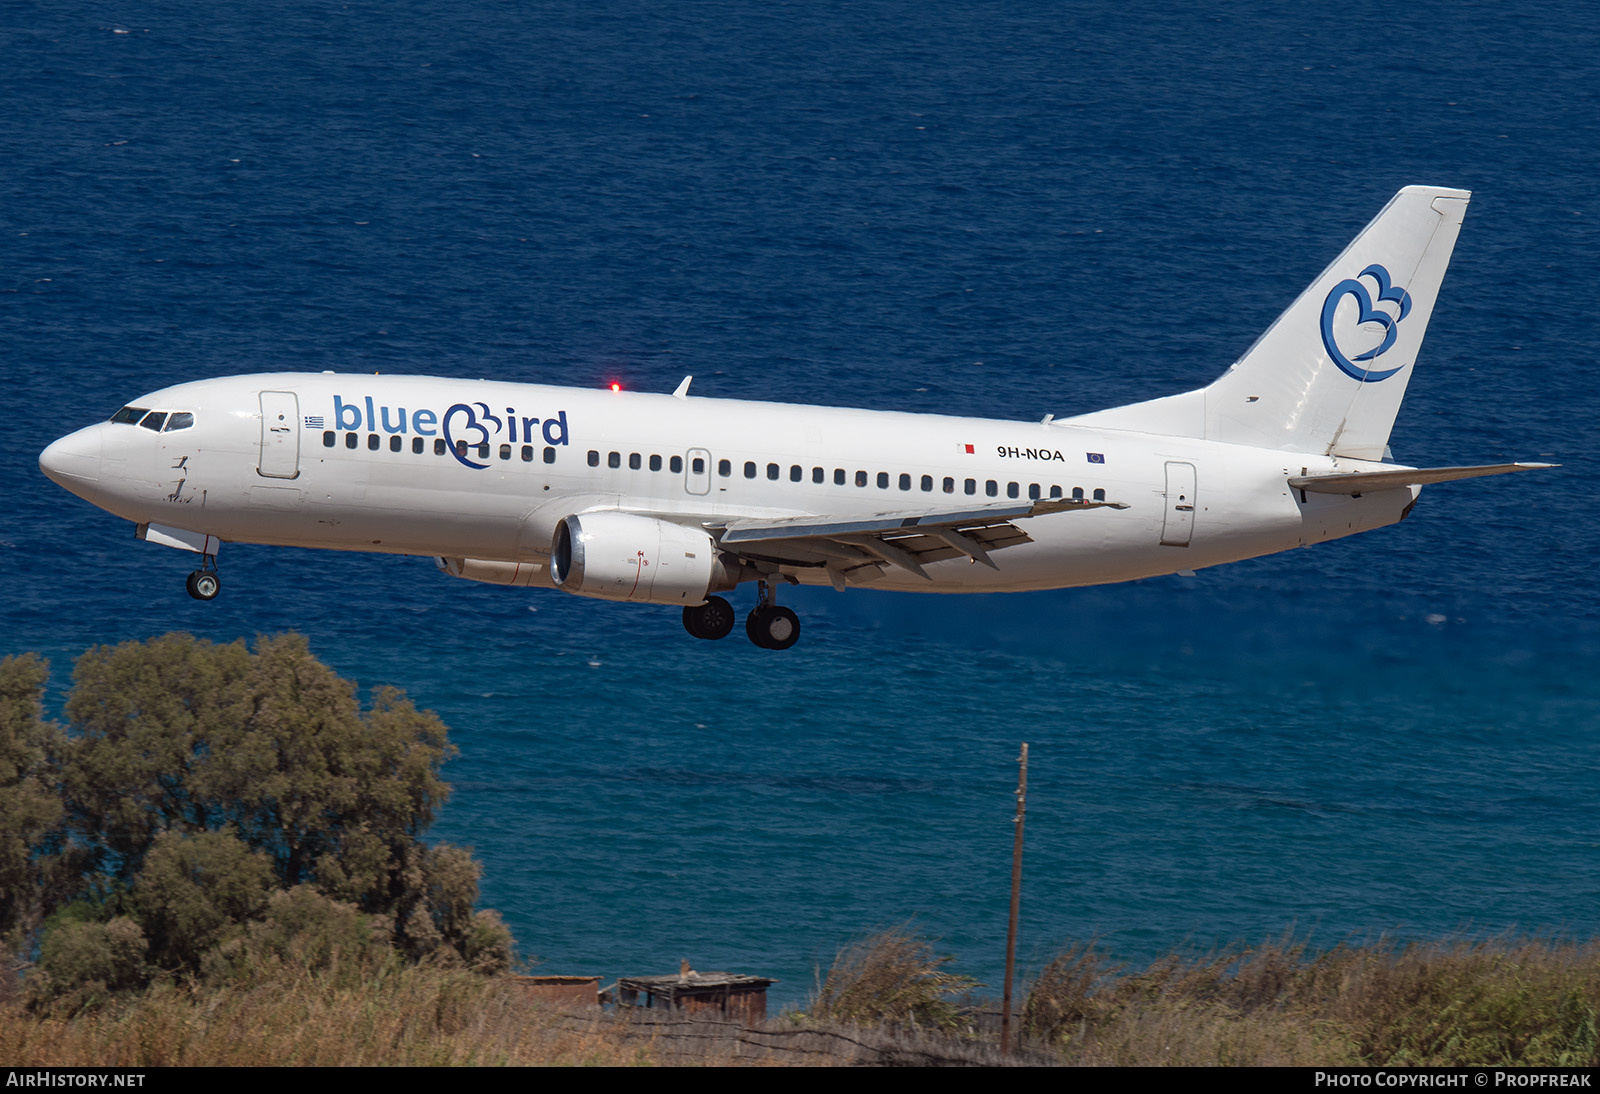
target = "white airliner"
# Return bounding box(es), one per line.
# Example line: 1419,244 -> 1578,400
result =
40,186 -> 1550,649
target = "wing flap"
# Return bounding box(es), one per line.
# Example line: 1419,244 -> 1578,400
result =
718,495 -> 1125,545
714,496 -> 1123,582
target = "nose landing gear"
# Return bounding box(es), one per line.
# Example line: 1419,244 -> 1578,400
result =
185,554 -> 220,601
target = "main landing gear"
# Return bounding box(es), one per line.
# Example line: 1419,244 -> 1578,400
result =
682,594 -> 736,641
185,555 -> 220,601
681,581 -> 801,650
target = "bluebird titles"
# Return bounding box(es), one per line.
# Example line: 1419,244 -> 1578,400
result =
333,396 -> 570,470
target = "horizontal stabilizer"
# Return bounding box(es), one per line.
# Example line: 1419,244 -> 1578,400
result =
1288,462 -> 1556,495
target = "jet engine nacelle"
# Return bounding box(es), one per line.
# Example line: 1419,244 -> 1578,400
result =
434,556 -> 549,588
550,512 -> 725,605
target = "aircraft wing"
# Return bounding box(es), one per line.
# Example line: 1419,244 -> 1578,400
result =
712,496 -> 1127,586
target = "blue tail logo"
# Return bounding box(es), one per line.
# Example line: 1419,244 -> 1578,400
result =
1320,264 -> 1413,382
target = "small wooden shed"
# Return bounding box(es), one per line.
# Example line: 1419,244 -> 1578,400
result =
615,968 -> 776,1023
507,974 -> 602,1008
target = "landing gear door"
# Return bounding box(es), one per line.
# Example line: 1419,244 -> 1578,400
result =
685,448 -> 712,496
258,391 -> 301,480
1160,461 -> 1196,547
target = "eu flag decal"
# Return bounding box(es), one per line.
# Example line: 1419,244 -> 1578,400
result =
1086,452 -> 1105,464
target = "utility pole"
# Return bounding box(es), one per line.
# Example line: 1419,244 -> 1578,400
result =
1001,741 -> 1028,1057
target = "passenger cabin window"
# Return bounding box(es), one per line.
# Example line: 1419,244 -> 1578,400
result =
544,447 -> 557,464
855,470 -> 868,487
1072,487 -> 1084,500
588,450 -> 600,467
876,472 -> 889,489
921,475 -> 933,492
414,438 -> 426,454
790,465 -> 802,482
688,457 -> 701,474
813,467 -> 824,484
744,461 -> 757,479
1093,488 -> 1106,502
140,412 -> 167,432
435,439 -> 447,456
165,412 -> 194,431
629,453 -> 641,470
499,443 -> 511,460
834,469 -> 846,485
1028,483 -> 1040,499
111,406 -> 148,425
649,454 -> 661,471
521,445 -> 534,462
718,459 -> 731,477
671,455 -> 684,473
393,436 -> 404,453
898,473 -> 911,491
767,463 -> 780,481
1007,482 -> 1019,498
965,478 -> 976,495
608,451 -> 621,469
368,434 -> 380,451
985,480 -> 997,496
1049,485 -> 1062,498
943,477 -> 955,493
455,441 -> 468,457
346,433 -> 358,450
323,431 -> 336,448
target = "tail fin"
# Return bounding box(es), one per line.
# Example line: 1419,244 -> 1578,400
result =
1068,186 -> 1470,459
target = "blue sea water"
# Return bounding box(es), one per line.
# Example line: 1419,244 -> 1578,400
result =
3,1 -> 1598,1005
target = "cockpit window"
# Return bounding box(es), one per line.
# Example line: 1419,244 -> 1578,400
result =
139,411 -> 168,432
165,412 -> 194,431
111,406 -> 148,425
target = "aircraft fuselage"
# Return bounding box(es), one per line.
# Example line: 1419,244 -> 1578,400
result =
41,371 -> 1411,596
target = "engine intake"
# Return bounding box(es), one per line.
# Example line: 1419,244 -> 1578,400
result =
551,512 -> 724,605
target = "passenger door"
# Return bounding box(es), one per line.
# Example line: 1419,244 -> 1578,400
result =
258,391 -> 301,479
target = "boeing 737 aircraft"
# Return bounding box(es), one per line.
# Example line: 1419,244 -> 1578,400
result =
39,186 -> 1550,649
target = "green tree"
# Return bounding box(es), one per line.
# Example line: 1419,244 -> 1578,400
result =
133,830 -> 273,970
36,632 -> 512,1002
0,653 -> 64,947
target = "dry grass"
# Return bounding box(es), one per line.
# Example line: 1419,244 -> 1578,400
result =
0,952 -> 1009,1066
1023,937 -> 1600,1066
807,926 -> 981,1032
5,936 -> 1597,1066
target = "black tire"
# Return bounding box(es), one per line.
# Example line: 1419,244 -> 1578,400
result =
745,606 -> 770,647
682,596 -> 731,640
186,570 -> 220,601
682,595 -> 735,641
746,605 -> 800,650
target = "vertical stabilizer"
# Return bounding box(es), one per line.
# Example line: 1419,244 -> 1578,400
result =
1068,186 -> 1470,459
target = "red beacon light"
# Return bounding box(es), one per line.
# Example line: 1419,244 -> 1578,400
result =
609,382 -> 622,392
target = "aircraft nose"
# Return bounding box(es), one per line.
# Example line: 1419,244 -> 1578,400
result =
40,426 -> 103,499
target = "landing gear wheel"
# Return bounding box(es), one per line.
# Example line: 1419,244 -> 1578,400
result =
186,570 -> 221,601
682,596 -> 736,641
745,605 -> 800,650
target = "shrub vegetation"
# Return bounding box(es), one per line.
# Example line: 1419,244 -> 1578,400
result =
1022,937 -> 1600,1066
1,633 -> 511,1013
808,926 -> 980,1031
